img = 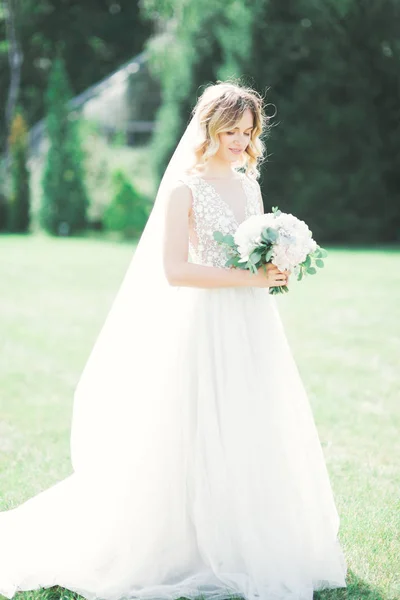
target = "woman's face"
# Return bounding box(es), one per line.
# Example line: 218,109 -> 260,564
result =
217,108 -> 254,165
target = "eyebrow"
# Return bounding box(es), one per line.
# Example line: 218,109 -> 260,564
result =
232,126 -> 253,131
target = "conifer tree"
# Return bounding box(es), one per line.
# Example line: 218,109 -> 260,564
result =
8,110 -> 30,233
103,170 -> 149,239
40,57 -> 89,235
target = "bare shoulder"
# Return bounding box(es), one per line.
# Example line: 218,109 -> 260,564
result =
243,172 -> 262,194
165,180 -> 193,211
243,173 -> 263,213
251,176 -> 262,193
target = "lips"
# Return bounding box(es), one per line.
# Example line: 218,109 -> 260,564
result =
229,148 -> 242,155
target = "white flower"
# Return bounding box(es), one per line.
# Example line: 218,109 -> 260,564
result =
233,210 -> 318,270
272,219 -> 317,270
234,214 -> 276,262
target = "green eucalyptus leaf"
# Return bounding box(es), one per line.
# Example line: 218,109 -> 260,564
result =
249,263 -> 258,274
213,231 -> 237,248
266,227 -> 278,242
261,229 -> 270,243
225,257 -> 237,267
307,267 -> 317,275
250,249 -> 262,263
269,283 -> 289,294
315,259 -> 325,268
304,255 -> 312,268
236,262 -> 248,270
213,231 -> 225,243
264,249 -> 273,262
224,234 -> 236,247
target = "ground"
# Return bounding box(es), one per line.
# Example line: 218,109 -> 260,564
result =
0,235 -> 399,600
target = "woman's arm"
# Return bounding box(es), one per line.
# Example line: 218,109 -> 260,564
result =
162,182 -> 286,289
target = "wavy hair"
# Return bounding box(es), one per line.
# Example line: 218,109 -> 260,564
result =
190,81 -> 273,179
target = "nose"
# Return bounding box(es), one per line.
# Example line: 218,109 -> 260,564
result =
233,132 -> 247,146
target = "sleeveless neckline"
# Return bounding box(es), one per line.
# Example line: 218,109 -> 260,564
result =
181,172 -> 260,269
189,172 -> 249,227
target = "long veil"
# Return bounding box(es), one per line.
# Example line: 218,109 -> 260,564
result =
70,114 -> 200,476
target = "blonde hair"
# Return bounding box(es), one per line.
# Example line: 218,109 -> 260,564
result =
190,81 -> 271,179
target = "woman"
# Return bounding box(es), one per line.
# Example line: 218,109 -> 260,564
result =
0,82 -> 347,600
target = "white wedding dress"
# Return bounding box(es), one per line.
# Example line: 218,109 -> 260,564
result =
0,173 -> 347,600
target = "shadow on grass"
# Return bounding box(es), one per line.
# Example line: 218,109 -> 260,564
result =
315,568 -> 394,600
7,570 -> 393,600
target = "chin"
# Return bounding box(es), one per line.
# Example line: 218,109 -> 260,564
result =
225,153 -> 241,164
230,155 -> 245,168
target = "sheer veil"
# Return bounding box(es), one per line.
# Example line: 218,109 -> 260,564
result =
70,114 -> 200,476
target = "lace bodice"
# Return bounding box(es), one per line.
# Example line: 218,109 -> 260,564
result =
180,173 -> 262,269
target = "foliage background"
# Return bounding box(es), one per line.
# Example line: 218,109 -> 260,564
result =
2,0 -> 400,242
142,0 -> 400,243
0,0 -> 152,146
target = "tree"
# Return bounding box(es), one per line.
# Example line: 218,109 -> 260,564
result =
40,57 -> 89,235
0,1 -> 153,151
8,109 -> 30,232
103,169 -> 150,238
242,0 -> 400,242
143,0 -> 400,242
141,0 -> 261,179
0,170 -> 8,232
3,0 -> 23,157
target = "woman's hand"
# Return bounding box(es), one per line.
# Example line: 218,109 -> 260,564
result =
252,264 -> 289,288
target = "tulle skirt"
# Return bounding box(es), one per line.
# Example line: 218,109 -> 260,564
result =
0,286 -> 346,600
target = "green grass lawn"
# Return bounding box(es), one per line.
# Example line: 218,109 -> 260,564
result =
0,235 -> 399,600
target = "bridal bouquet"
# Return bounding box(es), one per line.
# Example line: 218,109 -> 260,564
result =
213,207 -> 327,294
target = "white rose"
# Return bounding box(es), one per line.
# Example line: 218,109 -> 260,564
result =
234,215 -> 267,262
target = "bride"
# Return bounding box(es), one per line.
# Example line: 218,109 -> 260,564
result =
0,81 -> 347,600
